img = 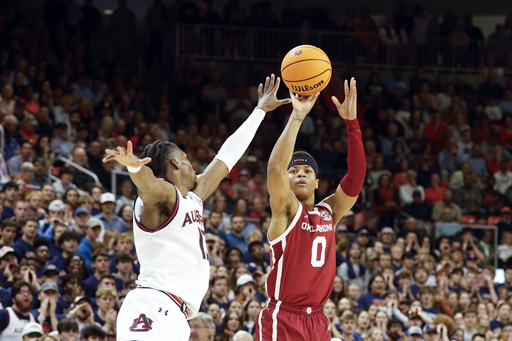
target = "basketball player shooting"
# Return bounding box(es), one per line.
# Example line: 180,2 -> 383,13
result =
103,74 -> 290,341
255,78 -> 365,341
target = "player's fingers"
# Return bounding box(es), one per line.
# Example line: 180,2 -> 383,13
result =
269,73 -> 275,89
331,96 -> 341,108
278,98 -> 292,105
104,149 -> 116,155
258,83 -> 263,98
102,155 -> 116,163
344,79 -> 349,95
272,76 -> 281,93
140,157 -> 152,165
264,76 -> 270,91
127,140 -> 133,154
117,146 -> 126,154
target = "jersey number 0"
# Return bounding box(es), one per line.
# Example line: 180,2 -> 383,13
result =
311,236 -> 326,267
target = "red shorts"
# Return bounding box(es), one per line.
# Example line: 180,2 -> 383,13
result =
254,299 -> 331,341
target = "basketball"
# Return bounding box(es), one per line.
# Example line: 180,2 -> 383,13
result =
281,45 -> 332,96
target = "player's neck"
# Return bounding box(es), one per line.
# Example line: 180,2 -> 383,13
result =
300,197 -> 315,211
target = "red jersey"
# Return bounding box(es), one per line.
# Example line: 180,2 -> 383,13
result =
266,202 -> 336,307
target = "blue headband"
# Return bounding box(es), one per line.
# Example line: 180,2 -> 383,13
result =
287,154 -> 318,176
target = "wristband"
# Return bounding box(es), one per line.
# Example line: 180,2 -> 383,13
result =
127,165 -> 142,173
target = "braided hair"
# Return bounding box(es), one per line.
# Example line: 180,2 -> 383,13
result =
140,141 -> 179,178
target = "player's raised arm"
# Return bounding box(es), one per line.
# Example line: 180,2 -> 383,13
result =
193,74 -> 291,201
322,78 -> 366,225
267,91 -> 320,238
103,141 -> 174,206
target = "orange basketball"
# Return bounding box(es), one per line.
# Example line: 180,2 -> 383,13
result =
281,45 -> 332,96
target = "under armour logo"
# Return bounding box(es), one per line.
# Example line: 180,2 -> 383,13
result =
158,307 -> 168,316
129,313 -> 154,332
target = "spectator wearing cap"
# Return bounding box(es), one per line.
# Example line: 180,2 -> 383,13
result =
70,207 -> 91,237
235,274 -> 259,304
357,274 -> 386,310
38,199 -> 67,240
66,295 -> 95,331
94,193 -> 127,234
31,281 -> 65,332
48,230 -> 81,271
0,280 -> 36,338
497,207 -> 512,240
403,190 -> 432,222
422,324 -> 441,341
13,218 -> 39,260
50,123 -> 74,158
339,242 -> 367,294
407,326 -> 423,340
70,147 -> 97,192
0,245 -> 19,288
41,264 -> 60,286
76,217 -> 103,266
1,181 -> 19,221
356,229 -> 371,248
7,140 -> 33,177
380,227 -> 395,253
52,166 -> 78,199
21,322 -> 43,341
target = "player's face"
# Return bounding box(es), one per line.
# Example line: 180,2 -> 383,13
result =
287,165 -> 318,198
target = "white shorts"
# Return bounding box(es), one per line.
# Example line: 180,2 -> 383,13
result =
117,287 -> 190,341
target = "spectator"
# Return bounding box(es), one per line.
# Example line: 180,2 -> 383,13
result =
7,140 -> 33,178
83,252 -> 111,298
357,275 -> 386,310
0,280 -> 36,338
94,193 -> 127,234
81,324 -> 106,341
56,318 -> 79,341
13,218 -> 39,261
76,217 -> 103,266
21,322 -> 44,341
399,170 -> 425,205
189,312 -> 215,341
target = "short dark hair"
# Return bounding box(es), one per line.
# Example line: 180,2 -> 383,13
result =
60,165 -> 76,176
92,251 -> 109,262
81,325 -> 106,340
1,220 -> 18,230
115,251 -> 133,263
58,231 -> 81,247
57,318 -> 79,334
2,181 -> 19,192
22,217 -> 39,227
99,274 -> 116,284
11,280 -> 33,300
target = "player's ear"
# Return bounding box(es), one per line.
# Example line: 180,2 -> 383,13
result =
170,157 -> 180,170
315,179 -> 319,189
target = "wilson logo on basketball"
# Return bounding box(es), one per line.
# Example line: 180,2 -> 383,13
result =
295,50 -> 302,56
290,79 -> 324,93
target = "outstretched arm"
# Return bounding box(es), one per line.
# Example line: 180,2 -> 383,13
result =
193,74 -> 291,201
323,78 -> 365,225
267,92 -> 320,240
102,141 -> 176,210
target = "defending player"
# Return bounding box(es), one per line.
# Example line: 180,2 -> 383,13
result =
103,75 -> 290,341
255,78 -> 365,341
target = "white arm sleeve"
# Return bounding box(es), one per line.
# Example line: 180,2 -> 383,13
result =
214,108 -> 265,171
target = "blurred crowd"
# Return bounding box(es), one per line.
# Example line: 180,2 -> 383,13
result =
1,1 -> 512,341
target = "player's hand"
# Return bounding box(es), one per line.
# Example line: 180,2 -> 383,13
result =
103,141 -> 151,167
332,77 -> 357,120
289,90 -> 320,119
256,74 -> 292,113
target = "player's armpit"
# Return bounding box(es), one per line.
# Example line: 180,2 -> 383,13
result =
136,177 -> 176,209
322,186 -> 358,226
